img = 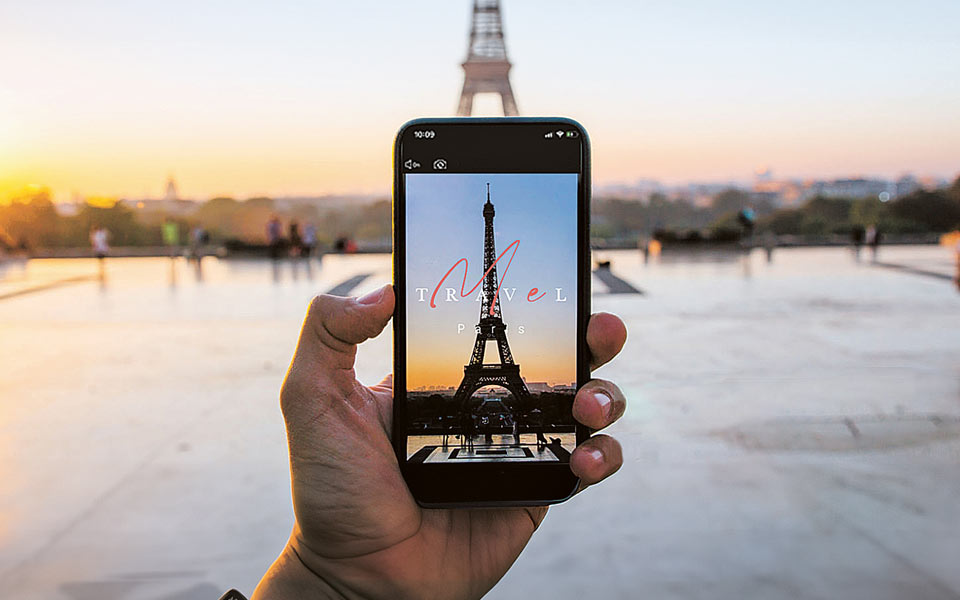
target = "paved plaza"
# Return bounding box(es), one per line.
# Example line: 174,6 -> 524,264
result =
1,246 -> 959,599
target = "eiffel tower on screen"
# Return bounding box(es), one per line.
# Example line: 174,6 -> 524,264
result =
452,184 -> 532,414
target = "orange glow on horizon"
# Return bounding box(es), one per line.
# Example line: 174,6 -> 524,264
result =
407,353 -> 575,390
85,196 -> 118,208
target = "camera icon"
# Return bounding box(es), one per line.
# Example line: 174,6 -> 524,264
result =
433,158 -> 448,170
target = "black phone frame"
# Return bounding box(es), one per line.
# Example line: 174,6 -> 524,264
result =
392,117 -> 591,507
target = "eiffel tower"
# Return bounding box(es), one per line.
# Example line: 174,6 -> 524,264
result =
456,0 -> 519,116
452,184 -> 531,419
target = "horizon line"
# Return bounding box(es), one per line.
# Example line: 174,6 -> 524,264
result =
11,168 -> 959,205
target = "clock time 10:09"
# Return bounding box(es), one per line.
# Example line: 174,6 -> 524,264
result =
413,130 -> 435,139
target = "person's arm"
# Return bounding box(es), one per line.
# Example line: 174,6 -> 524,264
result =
251,285 -> 627,600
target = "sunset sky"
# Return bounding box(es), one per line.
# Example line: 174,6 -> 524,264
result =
2,0 -> 958,202
405,173 -> 577,389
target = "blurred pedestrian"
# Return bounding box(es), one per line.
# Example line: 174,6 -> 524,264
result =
737,205 -> 756,243
638,236 -> 650,263
866,225 -> 881,262
529,407 -> 547,451
482,415 -> 493,446
162,220 -> 180,286
954,236 -> 960,292
648,238 -> 662,259
90,225 -> 109,282
302,223 -> 317,258
190,226 -> 207,261
266,216 -> 282,260
851,224 -> 865,262
162,220 -> 180,255
334,235 -> 358,254
90,225 -> 109,260
288,220 -> 303,257
460,409 -> 476,452
762,230 -> 776,263
190,226 -> 209,280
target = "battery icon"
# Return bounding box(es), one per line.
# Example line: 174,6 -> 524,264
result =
565,130 -> 579,138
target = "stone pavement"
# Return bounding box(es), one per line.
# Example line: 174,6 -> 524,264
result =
1,246 -> 958,599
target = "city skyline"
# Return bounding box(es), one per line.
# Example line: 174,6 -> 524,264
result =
409,380 -> 576,393
2,1 -> 959,202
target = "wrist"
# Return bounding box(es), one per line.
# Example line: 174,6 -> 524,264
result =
283,527 -> 439,600
252,542 -> 345,600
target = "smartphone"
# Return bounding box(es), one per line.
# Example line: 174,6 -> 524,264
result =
393,117 -> 590,507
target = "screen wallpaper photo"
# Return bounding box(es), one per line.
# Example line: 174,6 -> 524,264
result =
404,172 -> 579,464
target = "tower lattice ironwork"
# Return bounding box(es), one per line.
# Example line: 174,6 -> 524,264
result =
452,184 -> 531,417
456,0 -> 519,116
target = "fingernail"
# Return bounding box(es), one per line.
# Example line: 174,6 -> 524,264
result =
357,286 -> 385,305
594,391 -> 613,420
586,446 -> 604,463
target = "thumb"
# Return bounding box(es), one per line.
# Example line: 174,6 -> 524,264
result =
295,284 -> 395,371
280,284 -> 394,425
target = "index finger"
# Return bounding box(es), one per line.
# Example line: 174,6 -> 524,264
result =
587,312 -> 627,371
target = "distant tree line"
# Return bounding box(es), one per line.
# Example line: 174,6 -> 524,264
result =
0,191 -> 164,250
0,188 -> 391,251
758,182 -> 960,236
3,177 -> 958,251
591,176 -> 960,244
592,188 -> 776,245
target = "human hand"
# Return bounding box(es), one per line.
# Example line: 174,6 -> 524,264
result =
252,284 -> 627,599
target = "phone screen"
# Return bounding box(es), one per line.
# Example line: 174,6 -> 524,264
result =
395,121 -> 587,482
